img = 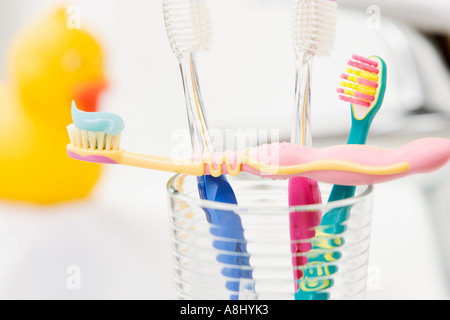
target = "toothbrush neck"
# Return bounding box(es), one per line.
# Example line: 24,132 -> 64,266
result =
178,53 -> 214,154
292,53 -> 314,147
347,119 -> 371,145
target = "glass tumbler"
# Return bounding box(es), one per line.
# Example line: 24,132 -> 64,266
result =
167,174 -> 374,300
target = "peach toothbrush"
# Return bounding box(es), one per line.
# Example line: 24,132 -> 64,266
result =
162,0 -> 254,300
67,103 -> 450,186
289,0 -> 338,293
295,54 -> 387,300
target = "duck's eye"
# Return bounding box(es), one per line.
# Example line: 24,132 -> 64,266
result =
61,49 -> 82,72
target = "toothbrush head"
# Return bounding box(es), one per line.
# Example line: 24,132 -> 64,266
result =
163,0 -> 212,59
67,101 -> 123,152
67,123 -> 122,153
337,54 -> 387,121
292,0 -> 338,57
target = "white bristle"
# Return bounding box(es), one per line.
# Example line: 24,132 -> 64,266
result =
163,0 -> 212,58
292,0 -> 338,57
67,124 -> 121,151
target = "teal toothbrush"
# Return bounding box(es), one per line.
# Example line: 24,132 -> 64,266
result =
323,55 -> 387,233
296,54 -> 387,300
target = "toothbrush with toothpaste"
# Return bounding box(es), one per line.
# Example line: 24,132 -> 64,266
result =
67,101 -> 450,186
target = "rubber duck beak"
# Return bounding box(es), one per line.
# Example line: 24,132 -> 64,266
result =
73,80 -> 108,112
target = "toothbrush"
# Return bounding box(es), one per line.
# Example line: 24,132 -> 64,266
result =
324,54 -> 387,230
321,54 -> 386,233
295,54 -> 387,300
162,0 -> 253,300
67,104 -> 450,186
289,0 -> 338,292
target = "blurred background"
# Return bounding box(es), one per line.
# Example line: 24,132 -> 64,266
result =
0,0 -> 449,299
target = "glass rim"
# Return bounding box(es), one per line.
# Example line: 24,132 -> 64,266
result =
167,174 -> 374,214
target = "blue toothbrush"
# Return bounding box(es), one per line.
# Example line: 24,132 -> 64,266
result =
162,0 -> 254,300
197,175 -> 253,298
296,54 -> 387,300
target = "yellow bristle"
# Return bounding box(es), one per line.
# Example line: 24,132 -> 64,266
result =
345,67 -> 379,82
347,74 -> 359,83
344,89 -> 354,96
340,80 -> 355,89
340,81 -> 376,96
358,85 -> 377,96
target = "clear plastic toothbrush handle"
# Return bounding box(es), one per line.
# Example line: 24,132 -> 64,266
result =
178,52 -> 214,154
291,53 -> 313,147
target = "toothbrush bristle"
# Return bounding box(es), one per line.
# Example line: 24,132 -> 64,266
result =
347,59 -> 379,74
163,0 -> 212,58
67,124 -> 121,151
338,55 -> 381,107
338,95 -> 371,107
292,0 -> 338,57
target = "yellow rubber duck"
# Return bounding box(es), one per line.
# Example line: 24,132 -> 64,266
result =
0,7 -> 107,204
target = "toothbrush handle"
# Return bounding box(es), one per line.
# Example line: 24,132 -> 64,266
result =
291,53 -> 314,147
288,178 -> 322,291
296,120 -> 372,299
320,119 -> 371,234
66,147 -> 205,175
68,138 -> 450,184
178,53 -> 214,154
347,118 -> 370,146
290,52 -> 321,293
322,120 -> 370,228
120,152 -> 203,175
197,175 -> 254,300
182,54 -> 255,299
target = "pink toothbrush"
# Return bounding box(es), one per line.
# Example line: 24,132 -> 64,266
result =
289,178 -> 322,290
289,0 -> 338,291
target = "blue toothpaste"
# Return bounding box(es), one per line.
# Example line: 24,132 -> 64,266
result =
71,100 -> 124,136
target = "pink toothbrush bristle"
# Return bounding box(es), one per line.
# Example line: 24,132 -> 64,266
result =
347,59 -> 379,74
352,54 -> 378,67
338,54 -> 380,107
339,95 -> 371,107
340,73 -> 378,88
354,91 -> 375,102
358,77 -> 378,88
